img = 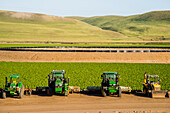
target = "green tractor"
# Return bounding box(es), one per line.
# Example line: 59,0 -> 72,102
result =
48,70 -> 70,96
2,75 -> 24,99
101,72 -> 121,97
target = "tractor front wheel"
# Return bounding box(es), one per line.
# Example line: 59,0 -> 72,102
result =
2,91 -> 6,99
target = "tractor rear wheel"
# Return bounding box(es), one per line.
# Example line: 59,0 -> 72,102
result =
2,91 -> 6,99
47,89 -> 50,95
19,90 -> 23,99
118,88 -> 122,97
19,87 -> 24,99
101,88 -> 107,97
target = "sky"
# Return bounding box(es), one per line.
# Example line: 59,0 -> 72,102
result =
0,0 -> 169,17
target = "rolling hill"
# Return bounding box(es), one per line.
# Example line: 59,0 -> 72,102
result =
0,10 -> 136,42
69,11 -> 170,41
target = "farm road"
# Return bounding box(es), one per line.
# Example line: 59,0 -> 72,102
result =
0,93 -> 170,113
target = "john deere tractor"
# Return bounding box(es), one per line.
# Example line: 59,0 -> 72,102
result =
48,70 -> 70,96
143,72 -> 167,98
101,72 -> 121,97
2,75 -> 24,99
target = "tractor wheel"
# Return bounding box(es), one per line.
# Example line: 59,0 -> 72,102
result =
64,90 -> 68,96
143,87 -> 148,96
19,87 -> 24,99
28,90 -> 32,96
19,91 -> 23,99
47,89 -> 50,95
118,88 -> 122,97
151,91 -> 153,98
2,91 -> 6,99
101,88 -> 107,97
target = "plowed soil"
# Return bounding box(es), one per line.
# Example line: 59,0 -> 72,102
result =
0,51 -> 169,63
0,93 -> 170,113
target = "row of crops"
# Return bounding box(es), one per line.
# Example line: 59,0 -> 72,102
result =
0,62 -> 169,90
0,44 -> 170,48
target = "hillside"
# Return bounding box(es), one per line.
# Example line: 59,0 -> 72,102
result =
0,10 -> 136,42
69,11 -> 170,41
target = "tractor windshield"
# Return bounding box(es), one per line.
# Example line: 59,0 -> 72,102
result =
54,74 -> 63,79
148,77 -> 159,84
106,74 -> 116,81
10,77 -> 19,84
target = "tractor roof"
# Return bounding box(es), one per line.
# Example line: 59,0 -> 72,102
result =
103,72 -> 118,74
54,74 -> 63,77
147,75 -> 159,77
51,70 -> 66,74
9,75 -> 20,78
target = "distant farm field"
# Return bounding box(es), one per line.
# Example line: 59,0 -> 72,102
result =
0,62 -> 169,90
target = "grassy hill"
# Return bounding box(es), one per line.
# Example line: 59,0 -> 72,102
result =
69,11 -> 170,41
0,10 -> 137,42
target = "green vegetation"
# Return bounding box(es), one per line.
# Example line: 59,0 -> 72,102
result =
0,10 -> 135,42
70,11 -> 170,41
0,43 -> 170,48
1,10 -> 170,42
0,62 -> 169,90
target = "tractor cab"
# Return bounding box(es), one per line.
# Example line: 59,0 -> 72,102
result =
8,75 -> 20,86
53,70 -> 67,87
145,75 -> 161,91
101,72 -> 118,86
52,70 -> 65,82
6,75 -> 22,88
146,75 -> 159,84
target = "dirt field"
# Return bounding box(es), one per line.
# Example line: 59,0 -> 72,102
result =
0,51 -> 169,63
0,93 -> 169,113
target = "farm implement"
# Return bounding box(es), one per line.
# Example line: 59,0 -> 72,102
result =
36,70 -> 80,96
1,75 -> 24,99
142,72 -> 168,98
87,72 -> 131,97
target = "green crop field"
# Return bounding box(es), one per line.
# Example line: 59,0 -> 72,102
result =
0,44 -> 170,48
0,62 -> 169,91
69,11 -> 170,41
